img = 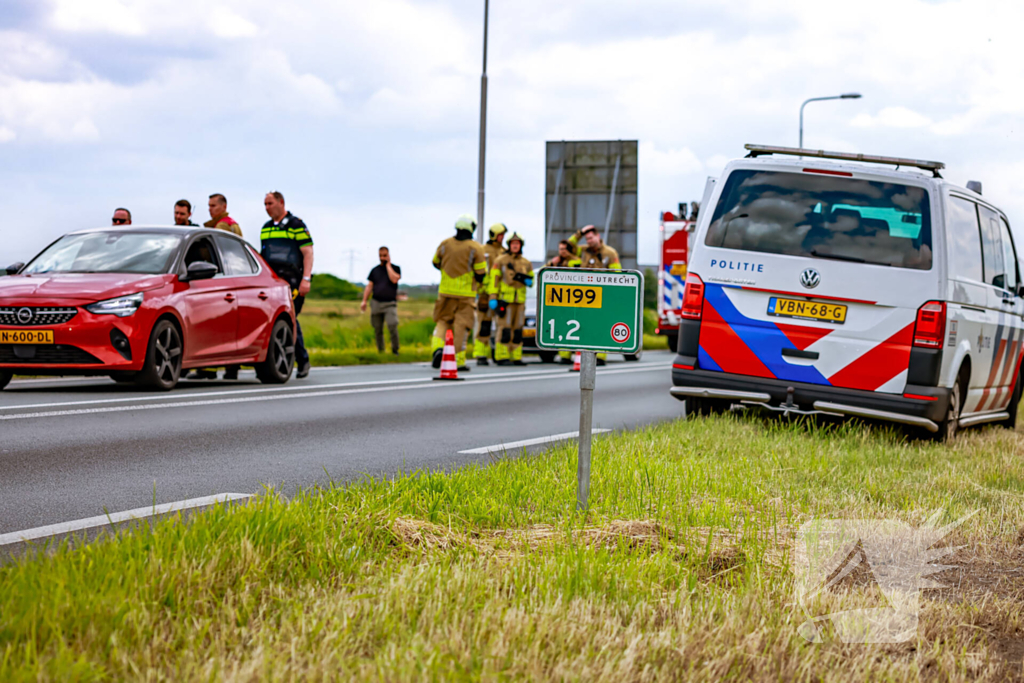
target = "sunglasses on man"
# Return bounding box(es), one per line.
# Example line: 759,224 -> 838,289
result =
112,217 -> 128,224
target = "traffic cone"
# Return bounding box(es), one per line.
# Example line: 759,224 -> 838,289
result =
434,329 -> 463,381
569,351 -> 581,373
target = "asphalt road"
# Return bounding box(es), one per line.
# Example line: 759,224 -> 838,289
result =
0,351 -> 682,536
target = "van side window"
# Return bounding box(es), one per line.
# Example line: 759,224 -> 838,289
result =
947,197 -> 984,283
999,217 -> 1018,292
978,205 -> 1006,289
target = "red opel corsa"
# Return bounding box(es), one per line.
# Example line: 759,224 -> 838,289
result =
0,226 -> 296,391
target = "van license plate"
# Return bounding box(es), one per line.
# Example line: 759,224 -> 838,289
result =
0,330 -> 55,344
767,298 -> 847,325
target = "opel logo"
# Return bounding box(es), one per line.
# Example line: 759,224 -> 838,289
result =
16,307 -> 33,324
800,268 -> 821,289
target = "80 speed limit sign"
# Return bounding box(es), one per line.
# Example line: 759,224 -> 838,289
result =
610,322 -> 631,344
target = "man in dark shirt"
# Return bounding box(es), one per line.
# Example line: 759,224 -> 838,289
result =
360,246 -> 402,354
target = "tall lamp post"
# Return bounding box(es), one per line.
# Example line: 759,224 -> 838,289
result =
799,93 -> 861,149
475,0 -> 489,242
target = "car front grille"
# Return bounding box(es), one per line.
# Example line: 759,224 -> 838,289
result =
0,307 -> 78,326
0,344 -> 102,364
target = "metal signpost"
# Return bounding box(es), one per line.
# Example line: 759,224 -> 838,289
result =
536,267 -> 644,510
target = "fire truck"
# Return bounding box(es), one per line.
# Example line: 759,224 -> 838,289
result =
655,202 -> 699,353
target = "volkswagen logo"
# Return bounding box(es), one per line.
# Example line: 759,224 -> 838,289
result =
800,268 -> 821,289
16,307 -> 33,325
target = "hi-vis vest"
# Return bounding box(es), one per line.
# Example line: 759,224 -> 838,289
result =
433,236 -> 487,298
489,252 -> 535,304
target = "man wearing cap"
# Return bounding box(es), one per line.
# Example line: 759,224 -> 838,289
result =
473,222 -> 507,365
431,214 -> 488,371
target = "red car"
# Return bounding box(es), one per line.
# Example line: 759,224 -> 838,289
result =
0,226 -> 296,391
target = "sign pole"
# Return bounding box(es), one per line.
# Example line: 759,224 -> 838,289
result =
576,350 -> 596,511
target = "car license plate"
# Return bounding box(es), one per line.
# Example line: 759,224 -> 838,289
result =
523,328 -> 536,338
767,298 -> 847,325
1,329 -> 55,344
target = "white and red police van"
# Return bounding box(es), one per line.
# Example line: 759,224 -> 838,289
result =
671,144 -> 1024,440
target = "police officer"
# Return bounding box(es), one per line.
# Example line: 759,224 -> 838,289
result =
432,214 -> 488,371
488,232 -> 534,366
260,191 -> 313,379
473,222 -> 507,365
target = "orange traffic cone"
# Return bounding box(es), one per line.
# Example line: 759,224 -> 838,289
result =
434,329 -> 463,381
569,351 -> 581,373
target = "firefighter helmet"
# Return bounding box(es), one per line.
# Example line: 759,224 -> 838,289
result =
488,222 -> 507,239
507,232 -> 525,250
455,214 -> 477,231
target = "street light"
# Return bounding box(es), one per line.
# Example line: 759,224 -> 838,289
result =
799,93 -> 861,149
475,0 -> 489,242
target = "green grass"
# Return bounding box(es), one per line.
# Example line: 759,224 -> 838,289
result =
3,412 -> 1024,680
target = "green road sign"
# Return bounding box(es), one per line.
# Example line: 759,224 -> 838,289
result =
536,267 -> 644,354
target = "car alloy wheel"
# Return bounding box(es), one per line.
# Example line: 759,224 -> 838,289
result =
256,318 -> 295,384
137,319 -> 182,391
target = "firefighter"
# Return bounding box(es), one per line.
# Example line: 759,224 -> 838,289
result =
488,232 -> 534,366
567,225 -> 621,364
546,239 -> 581,268
432,214 -> 488,371
473,222 -> 507,365
567,224 -> 622,270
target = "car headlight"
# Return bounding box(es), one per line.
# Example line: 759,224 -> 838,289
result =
85,292 -> 144,318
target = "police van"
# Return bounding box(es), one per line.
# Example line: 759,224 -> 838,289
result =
671,144 -> 1024,440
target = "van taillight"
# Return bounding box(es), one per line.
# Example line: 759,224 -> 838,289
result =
680,273 -> 705,320
913,301 -> 946,349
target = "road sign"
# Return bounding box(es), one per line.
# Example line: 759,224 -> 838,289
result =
536,267 -> 644,355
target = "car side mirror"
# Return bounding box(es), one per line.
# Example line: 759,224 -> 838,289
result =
5,262 -> 24,275
182,261 -> 219,282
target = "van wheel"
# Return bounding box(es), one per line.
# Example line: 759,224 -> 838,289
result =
686,397 -> 730,418
255,318 -> 294,384
0,370 -> 11,390
998,371 -> 1023,430
666,333 -> 679,354
935,376 -> 962,442
538,351 -> 556,363
136,319 -> 182,391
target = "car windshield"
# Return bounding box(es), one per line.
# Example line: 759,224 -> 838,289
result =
704,169 -> 933,270
22,232 -> 182,275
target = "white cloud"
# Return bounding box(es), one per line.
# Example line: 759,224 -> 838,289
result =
208,6 -> 260,38
852,107 -> 933,130
0,126 -> 15,143
50,0 -> 147,36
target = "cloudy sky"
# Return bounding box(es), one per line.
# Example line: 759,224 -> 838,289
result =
2,0 -> 1022,283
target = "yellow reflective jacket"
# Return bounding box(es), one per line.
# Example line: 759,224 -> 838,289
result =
546,255 -> 581,268
489,252 -> 535,304
479,240 -> 506,296
568,230 -> 622,270
433,235 -> 487,298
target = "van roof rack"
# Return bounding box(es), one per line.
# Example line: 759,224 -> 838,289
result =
744,144 -> 945,177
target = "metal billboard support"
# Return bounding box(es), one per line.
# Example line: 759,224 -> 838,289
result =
545,158 -> 564,253
602,152 -> 621,243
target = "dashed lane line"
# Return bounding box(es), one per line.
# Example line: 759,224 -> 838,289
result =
0,493 -> 251,547
457,429 -> 612,455
0,364 -> 667,421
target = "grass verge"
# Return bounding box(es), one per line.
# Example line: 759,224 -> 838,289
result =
4,412 -> 1023,680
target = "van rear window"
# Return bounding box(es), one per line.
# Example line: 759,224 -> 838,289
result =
704,170 -> 933,270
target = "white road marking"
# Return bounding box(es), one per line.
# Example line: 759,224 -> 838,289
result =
458,429 -> 612,455
0,362 -> 667,412
0,493 -> 251,546
0,364 -> 667,421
